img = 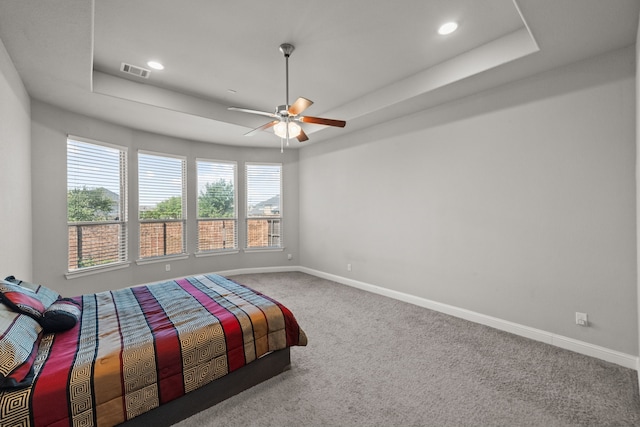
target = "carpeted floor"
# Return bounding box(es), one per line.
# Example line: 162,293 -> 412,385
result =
174,272 -> 640,426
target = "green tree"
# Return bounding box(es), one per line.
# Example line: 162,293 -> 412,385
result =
140,196 -> 183,220
198,180 -> 234,218
68,187 -> 115,221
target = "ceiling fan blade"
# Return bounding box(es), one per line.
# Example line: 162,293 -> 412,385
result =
244,120 -> 279,136
288,97 -> 313,116
228,106 -> 278,119
297,129 -> 309,142
298,115 -> 346,128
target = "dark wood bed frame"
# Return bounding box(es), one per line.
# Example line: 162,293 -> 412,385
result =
119,347 -> 291,426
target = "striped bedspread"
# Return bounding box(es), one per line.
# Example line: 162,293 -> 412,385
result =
0,274 -> 307,426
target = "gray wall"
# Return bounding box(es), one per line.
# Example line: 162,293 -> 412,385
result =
0,37 -> 32,279
299,47 -> 637,356
636,13 -> 640,371
30,101 -> 299,296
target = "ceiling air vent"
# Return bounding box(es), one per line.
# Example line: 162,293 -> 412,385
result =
120,62 -> 151,78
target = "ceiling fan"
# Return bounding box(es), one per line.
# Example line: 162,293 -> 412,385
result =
228,43 -> 346,148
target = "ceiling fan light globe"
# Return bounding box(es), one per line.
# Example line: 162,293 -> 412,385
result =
274,121 -> 301,138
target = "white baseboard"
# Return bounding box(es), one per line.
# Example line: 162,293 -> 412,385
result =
215,265 -> 300,277
217,265 -> 639,370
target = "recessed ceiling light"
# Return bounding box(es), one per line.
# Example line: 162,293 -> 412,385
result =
147,61 -> 164,70
438,22 -> 458,35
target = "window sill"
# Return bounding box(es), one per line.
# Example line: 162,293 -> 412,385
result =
243,247 -> 284,253
66,262 -> 130,280
195,250 -> 239,258
136,254 -> 190,265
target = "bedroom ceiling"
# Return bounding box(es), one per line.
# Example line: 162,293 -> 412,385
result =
0,0 -> 638,148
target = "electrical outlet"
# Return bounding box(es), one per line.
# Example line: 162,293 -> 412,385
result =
347,263 -> 352,271
165,264 -> 171,272
575,312 -> 588,326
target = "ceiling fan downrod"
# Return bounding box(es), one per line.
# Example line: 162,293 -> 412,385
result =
279,43 -> 295,147
279,43 -> 295,111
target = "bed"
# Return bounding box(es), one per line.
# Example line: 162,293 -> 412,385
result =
0,273 -> 307,427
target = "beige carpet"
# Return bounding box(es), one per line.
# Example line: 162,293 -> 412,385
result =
174,272 -> 640,426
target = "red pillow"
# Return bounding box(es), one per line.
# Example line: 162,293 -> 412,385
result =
0,281 -> 46,320
4,276 -> 60,309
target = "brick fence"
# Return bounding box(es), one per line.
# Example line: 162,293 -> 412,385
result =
69,219 -> 280,271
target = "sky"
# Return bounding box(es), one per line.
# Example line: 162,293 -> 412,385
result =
196,159 -> 235,195
138,152 -> 184,207
67,139 -> 122,194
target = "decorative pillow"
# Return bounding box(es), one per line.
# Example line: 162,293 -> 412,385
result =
0,280 -> 47,320
4,276 -> 60,309
41,298 -> 81,333
0,304 -> 42,389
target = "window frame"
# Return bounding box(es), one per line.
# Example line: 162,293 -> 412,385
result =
196,158 -> 238,255
137,150 -> 188,262
245,162 -> 283,251
66,135 -> 129,277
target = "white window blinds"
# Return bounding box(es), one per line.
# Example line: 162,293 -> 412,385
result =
197,159 -> 237,252
67,136 -> 128,272
246,163 -> 282,249
138,151 -> 186,259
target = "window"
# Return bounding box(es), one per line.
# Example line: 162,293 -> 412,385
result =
138,151 -> 186,259
246,163 -> 282,249
67,136 -> 128,272
197,159 -> 237,253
